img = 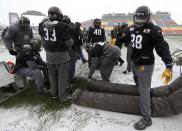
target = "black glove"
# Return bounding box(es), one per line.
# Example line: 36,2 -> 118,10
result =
9,50 -> 17,56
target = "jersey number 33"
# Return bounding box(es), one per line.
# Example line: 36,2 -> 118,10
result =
44,28 -> 57,42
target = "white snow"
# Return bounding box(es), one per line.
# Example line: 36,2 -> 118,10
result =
0,37 -> 182,131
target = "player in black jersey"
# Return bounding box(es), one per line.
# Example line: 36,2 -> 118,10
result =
39,6 -> 72,102
125,6 -> 173,130
88,18 -> 106,43
87,18 -> 106,67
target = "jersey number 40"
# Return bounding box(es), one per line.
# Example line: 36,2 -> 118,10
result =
94,29 -> 102,36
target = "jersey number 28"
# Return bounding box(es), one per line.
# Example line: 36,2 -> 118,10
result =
131,34 -> 143,49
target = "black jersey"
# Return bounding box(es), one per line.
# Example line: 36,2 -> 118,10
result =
39,20 -> 70,52
14,48 -> 46,72
88,26 -> 106,43
126,23 -> 172,65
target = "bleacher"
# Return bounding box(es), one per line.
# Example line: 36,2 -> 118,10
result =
81,11 -> 182,36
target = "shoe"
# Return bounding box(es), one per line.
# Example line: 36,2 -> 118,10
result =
60,95 -> 72,104
70,77 -> 79,84
72,88 -> 82,104
134,118 -> 152,130
82,60 -> 87,64
67,86 -> 73,94
122,70 -> 131,74
51,95 -> 58,99
37,87 -> 50,94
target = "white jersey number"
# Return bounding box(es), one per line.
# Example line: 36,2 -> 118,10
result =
44,28 -> 56,42
94,29 -> 102,35
131,34 -> 143,49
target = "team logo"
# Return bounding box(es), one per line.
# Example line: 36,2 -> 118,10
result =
24,35 -> 29,40
130,27 -> 134,31
143,29 -> 150,33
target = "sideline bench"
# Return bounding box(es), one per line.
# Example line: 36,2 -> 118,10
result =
0,61 -> 28,103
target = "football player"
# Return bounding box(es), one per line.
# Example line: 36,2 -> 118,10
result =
111,22 -> 125,66
14,44 -> 49,94
88,42 -> 121,82
87,18 -> 106,67
88,18 -> 106,43
125,6 -> 173,130
3,16 -> 33,55
38,6 -> 73,102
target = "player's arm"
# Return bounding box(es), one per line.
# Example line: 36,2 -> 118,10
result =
3,26 -> 17,55
102,29 -> 106,42
153,26 -> 173,68
61,22 -> 73,48
88,27 -> 93,43
152,26 -> 173,84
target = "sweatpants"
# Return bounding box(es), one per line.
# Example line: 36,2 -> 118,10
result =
99,56 -> 116,82
126,46 -> 132,72
68,49 -> 77,81
47,62 -> 69,101
16,67 -> 44,89
132,64 -> 154,120
88,57 -> 100,78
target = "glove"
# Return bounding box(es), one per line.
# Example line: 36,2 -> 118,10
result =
9,50 -> 17,56
161,68 -> 172,85
111,38 -> 116,45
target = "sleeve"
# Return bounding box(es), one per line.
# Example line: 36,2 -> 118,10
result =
3,26 -> 16,50
38,18 -> 49,36
61,23 -> 72,41
30,28 -> 33,39
102,29 -> 106,42
122,27 -> 131,47
36,53 -> 47,67
152,26 -> 173,67
88,28 -> 92,43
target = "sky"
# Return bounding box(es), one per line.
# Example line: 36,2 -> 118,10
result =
0,0 -> 182,26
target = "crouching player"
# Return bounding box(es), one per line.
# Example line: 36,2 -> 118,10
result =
88,42 -> 121,82
14,42 -> 49,94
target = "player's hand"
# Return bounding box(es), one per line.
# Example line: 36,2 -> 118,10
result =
161,68 -> 172,85
111,38 -> 116,45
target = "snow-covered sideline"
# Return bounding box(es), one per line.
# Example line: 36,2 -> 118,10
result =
0,37 -> 182,131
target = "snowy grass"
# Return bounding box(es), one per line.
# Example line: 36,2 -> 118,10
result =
0,77 -> 89,114
0,36 -> 182,130
0,84 -> 71,113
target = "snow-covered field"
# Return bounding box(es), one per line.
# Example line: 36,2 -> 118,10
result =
0,37 -> 182,131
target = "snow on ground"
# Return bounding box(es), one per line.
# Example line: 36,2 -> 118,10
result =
0,37 -> 182,131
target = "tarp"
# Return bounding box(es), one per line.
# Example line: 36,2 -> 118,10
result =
72,76 -> 182,117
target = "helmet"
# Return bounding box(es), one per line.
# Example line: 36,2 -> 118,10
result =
121,22 -> 128,27
48,6 -> 63,21
75,22 -> 81,29
93,18 -> 101,28
133,6 -> 151,28
19,16 -> 30,29
22,44 -> 32,54
114,22 -> 119,30
31,38 -> 42,52
62,15 -> 71,24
